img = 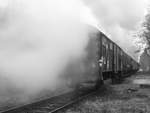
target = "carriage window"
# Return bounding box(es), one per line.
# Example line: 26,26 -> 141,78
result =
106,43 -> 108,49
102,36 -> 106,45
110,43 -> 113,50
121,51 -> 123,56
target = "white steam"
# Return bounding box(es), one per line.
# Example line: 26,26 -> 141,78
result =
0,0 -> 94,103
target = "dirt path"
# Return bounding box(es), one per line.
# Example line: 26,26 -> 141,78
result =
61,73 -> 150,113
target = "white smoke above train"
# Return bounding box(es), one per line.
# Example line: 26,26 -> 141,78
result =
83,0 -> 149,60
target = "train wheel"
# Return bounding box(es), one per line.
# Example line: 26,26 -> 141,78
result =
111,73 -> 123,84
111,74 -> 119,84
111,76 -> 116,84
100,74 -> 104,85
95,76 -> 104,89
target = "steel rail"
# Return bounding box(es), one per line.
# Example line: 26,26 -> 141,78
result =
0,92 -> 73,113
49,90 -> 97,113
0,89 -> 97,113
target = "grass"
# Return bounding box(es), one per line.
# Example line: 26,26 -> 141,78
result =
61,73 -> 150,113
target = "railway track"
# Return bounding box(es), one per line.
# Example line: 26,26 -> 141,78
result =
1,88 -> 97,113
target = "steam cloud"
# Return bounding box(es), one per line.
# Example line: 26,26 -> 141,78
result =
0,0 -> 95,106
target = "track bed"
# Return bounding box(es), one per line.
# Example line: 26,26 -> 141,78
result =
1,88 -> 96,113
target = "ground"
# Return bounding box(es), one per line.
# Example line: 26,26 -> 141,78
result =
62,72 -> 150,113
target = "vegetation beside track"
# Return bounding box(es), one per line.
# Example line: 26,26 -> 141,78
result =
60,73 -> 150,113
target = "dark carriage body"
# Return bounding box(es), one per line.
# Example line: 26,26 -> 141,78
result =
66,26 -> 140,88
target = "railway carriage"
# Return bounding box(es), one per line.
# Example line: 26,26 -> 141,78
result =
66,26 -> 140,89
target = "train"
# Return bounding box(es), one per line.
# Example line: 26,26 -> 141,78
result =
64,26 -> 140,89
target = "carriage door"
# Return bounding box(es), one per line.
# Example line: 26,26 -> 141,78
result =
102,36 -> 107,72
113,45 -> 117,73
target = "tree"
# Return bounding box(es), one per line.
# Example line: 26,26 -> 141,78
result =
141,8 -> 150,48
139,9 -> 150,72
